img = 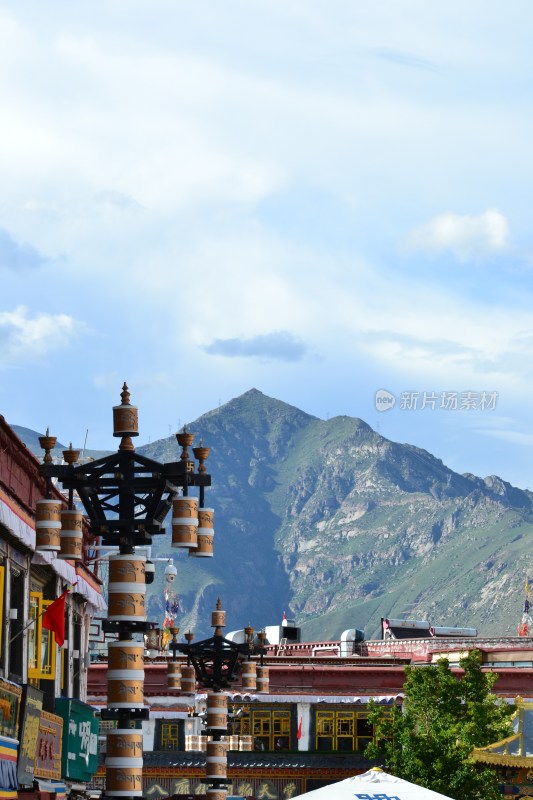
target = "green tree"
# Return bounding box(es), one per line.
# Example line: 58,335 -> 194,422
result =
366,650 -> 515,800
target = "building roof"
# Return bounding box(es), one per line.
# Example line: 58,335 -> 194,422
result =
473,699 -> 533,767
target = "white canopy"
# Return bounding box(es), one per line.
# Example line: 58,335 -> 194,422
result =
299,768 -> 455,800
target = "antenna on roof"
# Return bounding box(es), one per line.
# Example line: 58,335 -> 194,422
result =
81,429 -> 89,460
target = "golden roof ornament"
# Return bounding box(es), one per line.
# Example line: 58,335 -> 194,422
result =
39,427 -> 57,464
176,425 -> 194,461
63,442 -> 80,465
193,439 -> 210,473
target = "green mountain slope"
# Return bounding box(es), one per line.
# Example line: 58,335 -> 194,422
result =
140,390 -> 533,639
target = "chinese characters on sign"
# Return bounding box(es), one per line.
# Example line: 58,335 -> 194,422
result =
55,698 -> 98,782
375,389 -> 498,413
34,710 -> 63,781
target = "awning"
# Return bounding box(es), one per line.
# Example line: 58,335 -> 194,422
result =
35,779 -> 67,798
31,551 -> 107,615
299,768 -> 455,800
0,496 -> 35,550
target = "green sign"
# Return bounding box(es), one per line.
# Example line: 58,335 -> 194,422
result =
55,698 -> 99,782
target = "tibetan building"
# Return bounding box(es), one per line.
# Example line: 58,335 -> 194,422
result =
86,618 -> 533,799
0,416 -> 106,800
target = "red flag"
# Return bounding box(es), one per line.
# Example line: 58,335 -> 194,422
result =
42,584 -> 75,647
297,717 -> 303,740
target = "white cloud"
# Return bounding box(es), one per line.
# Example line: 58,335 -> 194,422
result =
406,209 -> 509,261
0,306 -> 83,367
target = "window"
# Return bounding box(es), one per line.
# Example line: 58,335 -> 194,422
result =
28,592 -> 56,681
316,709 -> 375,752
160,723 -> 180,750
9,567 -> 24,682
72,612 -> 82,698
231,705 -> 292,751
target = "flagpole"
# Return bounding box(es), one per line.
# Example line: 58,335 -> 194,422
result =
9,583 -> 76,646
8,607 -> 47,646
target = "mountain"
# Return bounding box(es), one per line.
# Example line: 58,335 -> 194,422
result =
12,390 -> 533,640
11,424 -> 110,462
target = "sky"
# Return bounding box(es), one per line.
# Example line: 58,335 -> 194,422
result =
2,1 -> 533,488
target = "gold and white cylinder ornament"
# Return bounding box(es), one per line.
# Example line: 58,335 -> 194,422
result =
241,660 -> 257,691
207,789 -> 228,800
167,661 -> 182,689
189,531 -> 214,557
206,740 -> 228,780
198,508 -> 214,530
35,499 -> 62,551
108,640 -> 144,672
211,607 -> 226,629
107,586 -> 146,622
107,672 -> 145,708
109,554 -> 146,584
180,665 -> 196,694
173,497 -> 198,519
106,730 -> 143,761
172,521 -> 198,549
105,764 -> 143,797
239,735 -> 253,751
207,693 -> 228,731
58,509 -> 83,560
108,555 -> 147,621
228,735 -> 239,751
188,507 -> 214,557
256,665 -> 270,694
172,497 -> 199,549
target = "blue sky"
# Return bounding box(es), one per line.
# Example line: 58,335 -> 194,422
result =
2,1 -> 533,488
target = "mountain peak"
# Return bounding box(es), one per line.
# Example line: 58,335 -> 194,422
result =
202,388 -> 318,425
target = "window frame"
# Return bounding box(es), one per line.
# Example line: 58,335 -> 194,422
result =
231,704 -> 292,751
28,592 -> 56,681
315,708 -> 375,752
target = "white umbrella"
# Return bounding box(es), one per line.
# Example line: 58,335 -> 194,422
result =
299,768 -> 455,800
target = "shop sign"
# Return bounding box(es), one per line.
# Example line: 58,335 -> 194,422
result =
55,698 -> 98,782
17,685 -> 43,786
0,679 -> 21,741
34,711 -> 63,780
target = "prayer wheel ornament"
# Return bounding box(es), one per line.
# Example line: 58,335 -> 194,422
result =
181,664 -> 196,694
257,665 -> 270,693
211,598 -> 226,631
172,497 -> 198,549
113,382 -> 138,451
241,660 -> 257,691
171,600 -> 268,800
167,661 -> 182,689
59,509 -> 83,560
35,499 -> 62,551
190,507 -> 214,558
108,555 -> 147,622
38,384 -> 214,800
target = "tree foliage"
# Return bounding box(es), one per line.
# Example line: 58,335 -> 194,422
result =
366,650 -> 515,800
